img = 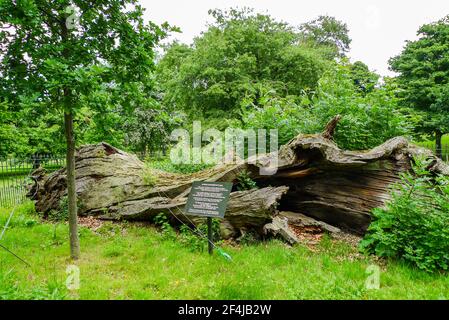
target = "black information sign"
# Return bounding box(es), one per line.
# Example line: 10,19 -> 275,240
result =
185,181 -> 233,218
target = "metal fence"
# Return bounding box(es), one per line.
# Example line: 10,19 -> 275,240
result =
0,155 -> 65,208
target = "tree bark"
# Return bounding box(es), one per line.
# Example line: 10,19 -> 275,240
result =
64,111 -> 80,260
436,130 -> 443,159
29,116 -> 449,238
60,9 -> 80,260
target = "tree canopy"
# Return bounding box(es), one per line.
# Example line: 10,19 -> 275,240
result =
0,0 -> 173,157
156,8 -> 334,119
0,0 -> 171,258
390,15 -> 449,155
299,15 -> 351,58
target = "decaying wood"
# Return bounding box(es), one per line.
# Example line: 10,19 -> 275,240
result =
29,116 -> 449,242
321,114 -> 342,140
92,186 -> 289,240
250,134 -> 448,233
263,216 -> 299,245
278,211 -> 341,234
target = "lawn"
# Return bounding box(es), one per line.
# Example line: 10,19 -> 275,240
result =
0,202 -> 448,300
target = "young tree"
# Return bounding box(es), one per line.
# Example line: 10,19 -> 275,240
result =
390,16 -> 449,158
0,0 -> 169,259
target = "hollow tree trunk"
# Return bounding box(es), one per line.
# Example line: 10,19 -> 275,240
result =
29,116 -> 449,241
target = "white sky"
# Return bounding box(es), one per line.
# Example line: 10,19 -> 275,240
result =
142,0 -> 449,76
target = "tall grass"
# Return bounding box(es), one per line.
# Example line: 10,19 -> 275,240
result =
1,202 -> 448,300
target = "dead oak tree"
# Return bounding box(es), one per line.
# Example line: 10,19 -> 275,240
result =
29,116 -> 449,242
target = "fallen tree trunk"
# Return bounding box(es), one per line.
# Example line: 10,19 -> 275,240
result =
29,116 -> 449,241
95,186 -> 289,238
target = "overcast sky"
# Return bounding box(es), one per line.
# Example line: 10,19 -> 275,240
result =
142,0 -> 449,76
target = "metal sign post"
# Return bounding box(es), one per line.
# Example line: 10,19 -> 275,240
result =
185,181 -> 233,255
207,217 -> 213,255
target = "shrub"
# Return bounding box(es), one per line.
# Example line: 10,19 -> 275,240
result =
179,218 -> 222,252
236,170 -> 258,191
47,196 -> 69,222
153,212 -> 222,252
240,91 -> 317,147
309,63 -> 412,150
154,213 -> 177,240
240,63 -> 412,151
141,167 -> 158,187
360,157 -> 449,272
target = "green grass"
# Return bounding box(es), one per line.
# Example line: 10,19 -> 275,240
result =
0,176 -> 29,208
0,202 -> 448,300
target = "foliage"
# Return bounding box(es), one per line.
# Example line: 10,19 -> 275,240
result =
360,157 -> 449,272
47,196 -> 69,222
238,230 -> 261,246
236,170 -> 258,191
157,8 -> 330,118
154,213 -> 177,240
0,0 -> 171,114
147,157 -> 212,174
309,63 -> 412,150
240,89 -> 315,146
0,101 -> 65,157
299,15 -> 352,57
349,61 -> 380,94
179,219 -> 221,253
389,15 -> 449,144
240,63 -> 411,150
0,0 -> 173,157
154,212 -> 221,252
123,104 -> 184,155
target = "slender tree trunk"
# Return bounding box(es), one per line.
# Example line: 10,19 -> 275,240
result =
60,9 -> 80,260
436,130 -> 443,159
64,111 -> 80,260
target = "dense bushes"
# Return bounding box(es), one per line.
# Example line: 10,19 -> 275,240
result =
241,63 -> 412,150
310,64 -> 412,150
360,157 -> 449,272
147,157 -> 212,174
239,92 -> 316,146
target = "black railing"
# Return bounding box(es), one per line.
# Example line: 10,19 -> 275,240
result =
0,155 -> 65,208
